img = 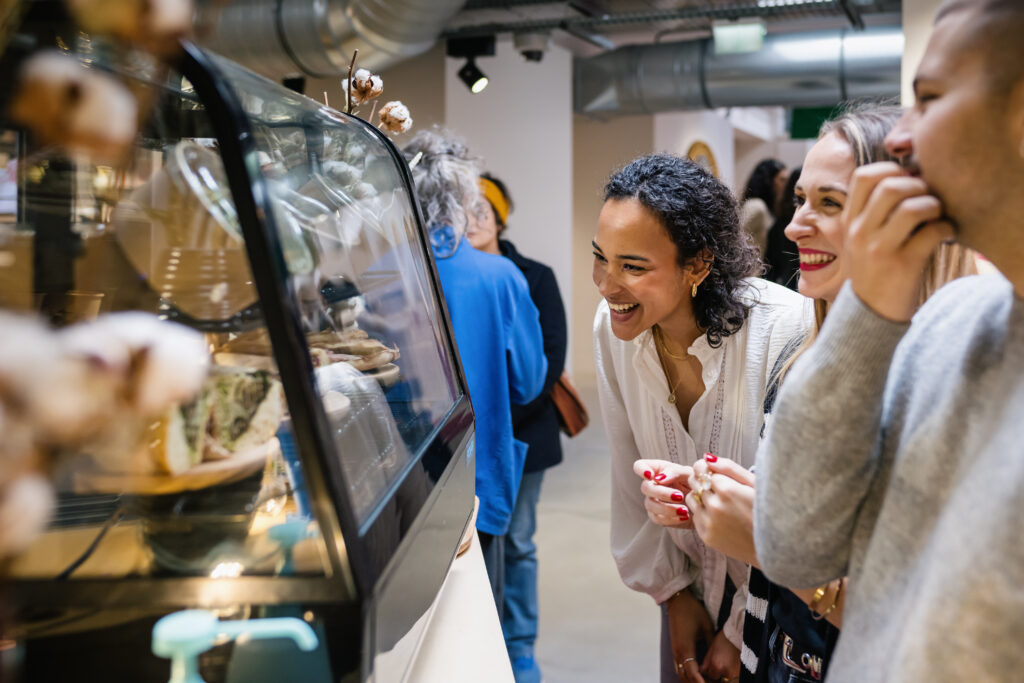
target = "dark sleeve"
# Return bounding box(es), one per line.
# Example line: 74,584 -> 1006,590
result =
513,265 -> 567,416
505,268 -> 547,406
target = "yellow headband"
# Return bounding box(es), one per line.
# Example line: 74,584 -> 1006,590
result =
480,177 -> 510,226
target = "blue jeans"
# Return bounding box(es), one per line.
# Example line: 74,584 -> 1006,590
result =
502,469 -> 545,660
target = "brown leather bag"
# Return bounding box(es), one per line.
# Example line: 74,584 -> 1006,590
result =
551,370 -> 589,437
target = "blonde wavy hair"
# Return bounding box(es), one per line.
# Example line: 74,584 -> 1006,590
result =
777,103 -> 977,383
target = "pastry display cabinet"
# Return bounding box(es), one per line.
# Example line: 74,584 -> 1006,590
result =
0,13 -> 475,683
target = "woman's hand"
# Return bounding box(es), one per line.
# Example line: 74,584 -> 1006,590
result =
700,630 -> 741,683
633,459 -> 694,529
684,454 -> 759,567
666,587 -> 714,683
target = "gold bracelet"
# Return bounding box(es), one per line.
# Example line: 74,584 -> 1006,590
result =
811,579 -> 843,621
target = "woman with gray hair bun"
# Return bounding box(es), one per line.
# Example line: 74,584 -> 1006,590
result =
403,129 -> 487,255
402,129 -> 547,616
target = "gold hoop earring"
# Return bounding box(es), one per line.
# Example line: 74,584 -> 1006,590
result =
691,283 -> 698,298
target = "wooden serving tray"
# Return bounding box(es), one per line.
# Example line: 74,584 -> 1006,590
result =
70,438 -> 280,495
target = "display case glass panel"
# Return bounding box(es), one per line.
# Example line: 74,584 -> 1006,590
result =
4,44 -> 466,589
210,55 -> 462,529
4,26 -> 475,680
3,65 -> 342,582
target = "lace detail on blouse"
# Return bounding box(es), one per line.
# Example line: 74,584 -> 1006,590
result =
661,408 -> 680,463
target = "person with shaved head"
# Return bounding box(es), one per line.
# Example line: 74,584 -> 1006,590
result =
754,0 -> 1024,680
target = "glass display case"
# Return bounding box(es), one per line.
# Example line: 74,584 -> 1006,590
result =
0,9 -> 475,683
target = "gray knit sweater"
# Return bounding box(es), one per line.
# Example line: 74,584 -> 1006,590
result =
754,276 -> 1024,682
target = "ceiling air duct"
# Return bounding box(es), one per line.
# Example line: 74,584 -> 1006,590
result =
574,26 -> 903,116
195,0 -> 468,79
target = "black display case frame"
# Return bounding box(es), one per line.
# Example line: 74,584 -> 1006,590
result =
4,16 -> 477,682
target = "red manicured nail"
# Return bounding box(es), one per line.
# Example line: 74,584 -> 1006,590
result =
654,473 -> 667,482
704,453 -> 718,463
644,470 -> 653,480
671,492 -> 683,502
677,507 -> 690,520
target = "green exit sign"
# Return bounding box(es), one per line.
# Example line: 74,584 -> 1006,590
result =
790,106 -> 843,139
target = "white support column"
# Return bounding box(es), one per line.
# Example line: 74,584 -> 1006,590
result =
445,37 -> 575,367
570,113 -> 654,383
902,0 -> 945,105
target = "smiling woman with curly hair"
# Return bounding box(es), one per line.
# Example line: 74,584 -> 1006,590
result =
591,154 -> 812,683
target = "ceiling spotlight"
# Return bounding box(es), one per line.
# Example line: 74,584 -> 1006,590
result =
447,35 -> 496,94
458,58 -> 489,94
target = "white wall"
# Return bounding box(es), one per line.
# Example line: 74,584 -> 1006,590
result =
445,37 -> 575,367
571,114 -> 654,383
902,0 -> 944,105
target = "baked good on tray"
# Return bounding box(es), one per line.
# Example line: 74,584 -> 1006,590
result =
217,327 -> 400,374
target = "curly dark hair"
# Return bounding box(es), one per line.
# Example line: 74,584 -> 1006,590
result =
604,154 -> 761,347
743,158 -> 786,214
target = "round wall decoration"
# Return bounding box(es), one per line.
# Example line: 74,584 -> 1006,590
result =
686,141 -> 719,178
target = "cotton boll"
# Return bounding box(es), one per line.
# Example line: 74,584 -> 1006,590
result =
322,160 -> 361,187
8,51 -> 138,165
60,319 -> 133,374
378,101 -> 412,134
134,329 -> 209,414
340,69 -> 383,106
27,355 -> 122,444
66,0 -> 193,56
86,312 -> 209,415
0,314 -> 116,444
0,474 -> 55,558
352,182 -> 377,199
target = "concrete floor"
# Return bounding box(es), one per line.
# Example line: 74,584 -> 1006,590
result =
532,383 -> 661,683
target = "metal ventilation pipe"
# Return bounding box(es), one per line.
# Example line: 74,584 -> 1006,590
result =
574,26 -> 903,116
195,0 -> 468,79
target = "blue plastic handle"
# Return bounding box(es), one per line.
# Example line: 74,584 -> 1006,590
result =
153,610 -> 318,683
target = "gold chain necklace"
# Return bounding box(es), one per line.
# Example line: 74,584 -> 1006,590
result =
664,367 -> 685,405
654,326 -> 687,404
654,325 -> 687,360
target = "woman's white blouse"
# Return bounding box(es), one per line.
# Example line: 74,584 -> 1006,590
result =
594,278 -> 812,647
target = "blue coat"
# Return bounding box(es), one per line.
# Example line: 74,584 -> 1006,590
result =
500,240 -> 567,473
433,232 -> 547,535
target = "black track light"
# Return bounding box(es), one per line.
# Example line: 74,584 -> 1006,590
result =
458,58 -> 488,94
447,36 -> 496,94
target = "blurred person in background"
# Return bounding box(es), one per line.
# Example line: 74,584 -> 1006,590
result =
762,168 -> 801,290
593,153 -> 811,683
755,1 -> 1024,679
466,172 -> 568,683
402,130 -> 546,617
740,159 -> 788,257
